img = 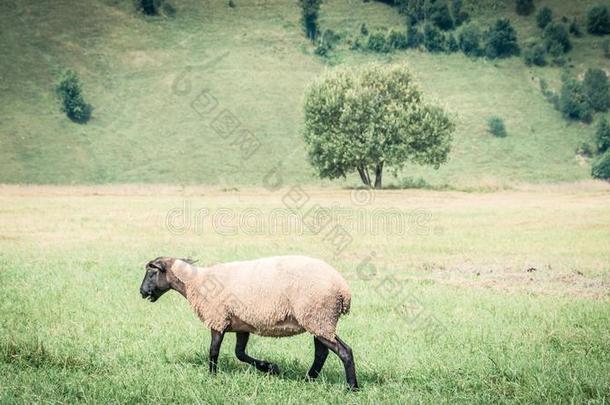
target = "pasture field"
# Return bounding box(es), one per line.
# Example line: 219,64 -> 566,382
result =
1,185 -> 609,403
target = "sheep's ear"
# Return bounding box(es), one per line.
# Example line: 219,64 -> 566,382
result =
179,257 -> 198,265
147,257 -> 167,272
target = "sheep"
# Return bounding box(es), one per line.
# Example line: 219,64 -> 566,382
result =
139,255 -> 359,390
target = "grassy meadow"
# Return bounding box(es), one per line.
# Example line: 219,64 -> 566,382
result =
1,185 -> 609,403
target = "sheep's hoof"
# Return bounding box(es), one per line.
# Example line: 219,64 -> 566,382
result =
265,363 -> 280,375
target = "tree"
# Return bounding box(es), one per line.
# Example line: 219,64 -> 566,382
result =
303,64 -> 455,189
451,0 -> 469,27
56,70 -> 92,124
299,0 -> 322,41
485,18 -> 520,59
458,23 -> 482,57
592,150 -> 610,180
587,5 -> 610,35
543,22 -> 571,54
137,0 -> 159,15
515,0 -> 535,16
427,0 -> 454,31
536,6 -> 553,29
583,68 -> 610,112
558,73 -> 592,123
423,23 -> 445,52
596,117 -> 610,153
523,40 -> 546,66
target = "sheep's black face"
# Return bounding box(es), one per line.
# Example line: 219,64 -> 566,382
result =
140,260 -> 171,303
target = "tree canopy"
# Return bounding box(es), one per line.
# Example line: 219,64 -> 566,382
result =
303,64 -> 455,189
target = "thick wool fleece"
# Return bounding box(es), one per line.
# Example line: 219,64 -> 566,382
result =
171,256 -> 351,341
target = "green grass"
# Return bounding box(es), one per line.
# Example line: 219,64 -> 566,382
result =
1,0 -> 610,188
1,186 -> 609,403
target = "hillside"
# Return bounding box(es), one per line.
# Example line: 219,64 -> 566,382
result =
1,0 -> 609,188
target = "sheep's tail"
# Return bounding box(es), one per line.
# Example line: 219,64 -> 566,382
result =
339,288 -> 351,315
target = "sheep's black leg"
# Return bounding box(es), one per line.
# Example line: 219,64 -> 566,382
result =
209,329 -> 225,373
307,337 -> 329,380
234,332 -> 280,375
316,335 -> 359,391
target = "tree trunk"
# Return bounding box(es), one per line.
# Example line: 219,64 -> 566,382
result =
357,165 -> 371,188
374,162 -> 383,189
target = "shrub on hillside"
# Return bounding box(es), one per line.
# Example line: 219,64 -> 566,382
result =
515,0 -> 535,16
543,22 -> 571,54
423,23 -> 445,52
445,33 -> 459,52
56,70 -> 92,124
360,23 -> 369,36
428,0 -> 454,31
536,6 -> 553,29
485,18 -> 520,59
451,0 -> 469,27
558,73 -> 592,123
569,18 -> 582,36
406,22 -> 423,48
299,0 -> 322,41
136,0 -> 160,15
401,0 -> 426,25
576,141 -> 594,157
591,150 -> 610,180
596,117 -> 610,153
367,32 -> 390,53
587,5 -> 610,35
487,116 -> 507,137
387,29 -> 409,49
523,40 -> 546,66
314,29 -> 340,57
583,68 -> 610,112
458,24 -> 482,57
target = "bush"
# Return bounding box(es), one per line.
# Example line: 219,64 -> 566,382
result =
587,5 -> 610,35
487,116 -> 507,137
445,33 -> 459,52
543,22 -> 571,54
451,0 -> 469,27
299,0 -> 322,41
406,22 -> 423,48
569,18 -> 582,36
401,0 -> 426,25
367,32 -> 390,53
596,117 -> 610,153
591,150 -> 610,179
387,29 -> 409,49
576,142 -> 594,157
536,7 -> 553,29
458,24 -> 482,57
523,41 -> 546,66
428,0 -> 454,31
315,29 -> 340,57
360,23 -> 369,36
136,0 -> 160,15
423,23 -> 445,52
485,18 -> 520,59
516,0 -> 535,16
56,70 -> 92,124
400,176 -> 430,189
583,68 -> 610,112
558,73 -> 592,123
